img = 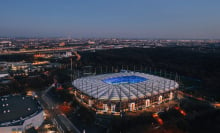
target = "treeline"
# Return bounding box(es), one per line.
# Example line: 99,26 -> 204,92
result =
0,54 -> 34,62
80,47 -> 220,99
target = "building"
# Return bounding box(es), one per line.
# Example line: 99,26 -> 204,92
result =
88,40 -> 95,44
0,73 -> 9,79
72,71 -> 179,114
0,95 -> 44,133
0,41 -> 12,48
8,62 -> 31,77
10,62 -> 31,71
0,72 -> 11,84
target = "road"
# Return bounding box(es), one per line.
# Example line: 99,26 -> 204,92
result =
178,90 -> 220,109
0,46 -> 80,55
37,86 -> 80,133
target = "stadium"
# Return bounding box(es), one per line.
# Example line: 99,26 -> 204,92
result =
72,71 -> 179,114
0,95 -> 44,133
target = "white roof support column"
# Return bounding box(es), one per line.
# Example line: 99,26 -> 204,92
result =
129,102 -> 135,111
146,99 -> 150,107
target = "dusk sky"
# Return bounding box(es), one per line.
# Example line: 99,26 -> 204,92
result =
0,0 -> 220,39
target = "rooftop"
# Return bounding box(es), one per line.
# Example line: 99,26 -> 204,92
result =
0,95 -> 43,127
73,72 -> 179,101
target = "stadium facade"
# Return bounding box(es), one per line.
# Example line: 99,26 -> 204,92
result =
72,71 -> 179,114
0,95 -> 44,133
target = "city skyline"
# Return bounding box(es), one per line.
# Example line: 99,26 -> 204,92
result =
1,0 -> 220,39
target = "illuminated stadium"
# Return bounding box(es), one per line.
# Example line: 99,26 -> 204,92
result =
72,71 -> 179,113
0,95 -> 44,133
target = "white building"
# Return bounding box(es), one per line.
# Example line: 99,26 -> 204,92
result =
0,95 -> 44,133
72,71 -> 178,113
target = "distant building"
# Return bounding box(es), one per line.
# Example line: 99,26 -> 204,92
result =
59,42 -> 65,47
10,63 -> 31,71
0,73 -> 9,79
0,41 -> 12,48
88,40 -> 95,44
7,62 -> 31,77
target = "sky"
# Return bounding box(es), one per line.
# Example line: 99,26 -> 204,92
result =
0,0 -> 220,39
